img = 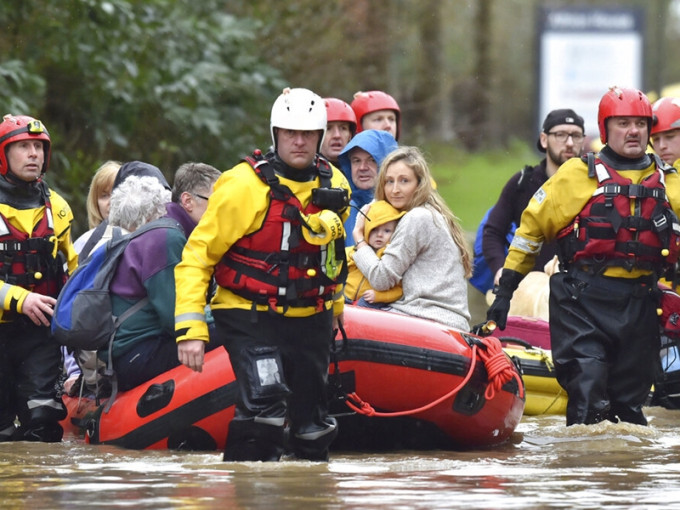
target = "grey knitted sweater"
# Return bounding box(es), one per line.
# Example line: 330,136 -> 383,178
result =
353,205 -> 470,331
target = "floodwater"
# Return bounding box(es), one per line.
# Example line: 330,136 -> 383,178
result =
2,409 -> 680,509
5,288 -> 680,509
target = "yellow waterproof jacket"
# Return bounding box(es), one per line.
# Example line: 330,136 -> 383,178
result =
344,245 -> 403,303
505,153 -> 680,279
0,190 -> 78,322
175,159 -> 351,343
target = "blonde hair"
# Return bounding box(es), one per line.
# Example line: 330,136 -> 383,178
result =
86,160 -> 121,229
375,146 -> 473,278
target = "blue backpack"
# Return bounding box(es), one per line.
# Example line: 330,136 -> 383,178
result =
52,217 -> 180,352
469,208 -> 516,294
469,165 -> 534,294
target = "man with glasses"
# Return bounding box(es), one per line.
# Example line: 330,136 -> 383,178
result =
169,162 -> 221,225
482,109 -> 585,287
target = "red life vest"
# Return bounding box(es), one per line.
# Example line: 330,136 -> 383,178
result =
214,151 -> 346,311
0,197 -> 66,300
557,153 -> 680,273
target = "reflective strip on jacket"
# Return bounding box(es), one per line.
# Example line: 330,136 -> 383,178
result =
504,153 -> 680,279
0,190 -> 77,322
175,158 -> 350,343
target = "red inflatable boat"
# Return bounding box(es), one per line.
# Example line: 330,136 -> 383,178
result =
62,306 -> 525,451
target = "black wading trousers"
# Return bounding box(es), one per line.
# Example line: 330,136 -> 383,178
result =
549,269 -> 660,426
214,308 -> 338,461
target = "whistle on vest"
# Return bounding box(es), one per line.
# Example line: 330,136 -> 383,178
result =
301,210 -> 344,246
49,235 -> 58,260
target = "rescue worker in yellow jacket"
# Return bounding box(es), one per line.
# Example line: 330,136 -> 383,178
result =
650,97 -> 680,292
0,114 -> 78,442
486,87 -> 680,426
175,88 -> 351,461
651,96 -> 680,169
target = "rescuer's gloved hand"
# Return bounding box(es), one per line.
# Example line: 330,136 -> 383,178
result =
471,320 -> 497,337
302,210 -> 344,245
486,269 -> 524,330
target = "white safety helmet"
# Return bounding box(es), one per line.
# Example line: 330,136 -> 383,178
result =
270,87 -> 327,151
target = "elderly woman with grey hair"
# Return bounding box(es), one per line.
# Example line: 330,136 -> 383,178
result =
108,175 -> 171,232
62,175 -> 172,397
97,174 -> 189,391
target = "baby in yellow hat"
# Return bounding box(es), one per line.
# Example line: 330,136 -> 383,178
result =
344,200 -> 405,308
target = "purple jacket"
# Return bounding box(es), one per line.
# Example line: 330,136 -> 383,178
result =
107,202 -> 196,358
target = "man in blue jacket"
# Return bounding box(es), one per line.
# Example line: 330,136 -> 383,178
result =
337,129 -> 398,245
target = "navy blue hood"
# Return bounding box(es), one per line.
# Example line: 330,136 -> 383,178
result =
113,161 -> 171,191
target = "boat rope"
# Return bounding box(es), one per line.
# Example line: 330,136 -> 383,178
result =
343,334 -> 524,418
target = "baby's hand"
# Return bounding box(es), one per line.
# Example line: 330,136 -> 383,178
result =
362,290 -> 376,303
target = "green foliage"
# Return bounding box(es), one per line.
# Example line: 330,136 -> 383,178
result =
0,61 -> 45,115
425,139 -> 537,232
0,0 -> 284,235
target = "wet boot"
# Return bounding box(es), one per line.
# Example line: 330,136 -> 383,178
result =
13,422 -> 63,443
288,417 -> 338,461
566,400 -> 611,426
607,403 -> 648,426
223,419 -> 285,462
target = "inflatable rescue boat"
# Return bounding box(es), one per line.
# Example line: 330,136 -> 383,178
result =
468,315 -> 564,416
61,306 -> 525,451
650,285 -> 680,409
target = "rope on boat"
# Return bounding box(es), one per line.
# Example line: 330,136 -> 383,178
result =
343,335 -> 524,418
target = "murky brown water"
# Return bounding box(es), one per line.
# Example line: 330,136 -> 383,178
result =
2,409 -> 680,509
4,287 -> 677,509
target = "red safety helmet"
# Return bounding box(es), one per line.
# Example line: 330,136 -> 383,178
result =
351,90 -> 401,140
324,98 -> 357,135
651,97 -> 680,136
0,114 -> 51,176
597,86 -> 652,144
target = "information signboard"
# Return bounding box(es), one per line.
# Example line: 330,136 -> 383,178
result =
537,7 -> 644,144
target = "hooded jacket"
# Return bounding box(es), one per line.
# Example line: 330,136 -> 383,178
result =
344,200 -> 404,303
113,161 -> 171,191
337,130 -> 398,246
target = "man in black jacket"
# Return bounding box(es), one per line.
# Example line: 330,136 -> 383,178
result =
482,109 -> 586,287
